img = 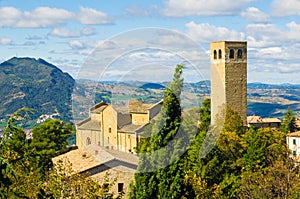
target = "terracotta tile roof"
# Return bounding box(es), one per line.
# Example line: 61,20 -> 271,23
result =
287,131 -> 300,137
76,118 -> 101,130
262,118 -> 281,123
247,116 -> 281,124
247,116 -> 262,123
52,147 -> 101,173
52,145 -> 139,174
87,144 -> 139,166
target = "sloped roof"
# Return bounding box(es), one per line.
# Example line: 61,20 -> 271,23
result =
52,144 -> 138,174
118,123 -> 146,133
128,99 -> 153,113
247,116 -> 262,123
90,102 -> 108,113
52,147 -> 101,173
247,116 -> 281,124
262,118 -> 281,123
87,144 -> 139,166
287,131 -> 300,137
117,113 -> 132,128
76,118 -> 101,130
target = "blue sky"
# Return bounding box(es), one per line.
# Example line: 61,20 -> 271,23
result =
0,0 -> 300,83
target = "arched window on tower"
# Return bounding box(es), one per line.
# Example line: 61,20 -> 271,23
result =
218,49 -> 222,59
238,49 -> 243,59
229,49 -> 235,59
213,50 -> 217,59
86,137 -> 91,145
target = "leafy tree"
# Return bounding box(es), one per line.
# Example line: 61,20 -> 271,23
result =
239,160 -> 300,199
280,106 -> 297,133
1,113 -> 119,198
1,108 -> 33,160
130,64 -> 187,199
198,98 -> 211,133
181,171 -> 222,199
222,105 -> 244,134
30,119 -> 74,172
0,157 -> 15,198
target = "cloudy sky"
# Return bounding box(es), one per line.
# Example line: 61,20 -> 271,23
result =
0,0 -> 300,83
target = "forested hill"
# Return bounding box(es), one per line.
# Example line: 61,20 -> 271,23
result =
0,57 -> 74,122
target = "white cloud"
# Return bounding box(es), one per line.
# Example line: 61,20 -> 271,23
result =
245,23 -> 285,47
286,21 -> 300,41
0,6 -> 112,28
185,21 -> 245,42
50,27 -> 80,38
272,0 -> 300,16
162,0 -> 254,16
77,6 -> 111,25
0,7 -> 22,27
69,40 -> 85,49
0,37 -> 12,45
50,27 -> 96,38
0,6 -> 74,28
125,4 -> 158,17
241,7 -> 269,22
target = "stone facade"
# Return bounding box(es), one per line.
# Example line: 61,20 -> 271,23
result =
210,41 -> 247,125
76,100 -> 162,153
68,100 -> 163,196
52,144 -> 138,196
247,116 -> 281,129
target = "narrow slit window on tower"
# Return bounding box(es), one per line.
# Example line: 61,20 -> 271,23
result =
230,49 -> 235,59
238,49 -> 243,59
213,50 -> 217,59
218,49 -> 222,59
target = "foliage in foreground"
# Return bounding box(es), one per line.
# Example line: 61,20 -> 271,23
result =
0,109 -> 119,198
129,65 -> 300,198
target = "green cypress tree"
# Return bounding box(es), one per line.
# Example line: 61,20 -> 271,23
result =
130,64 -> 187,199
280,106 -> 297,133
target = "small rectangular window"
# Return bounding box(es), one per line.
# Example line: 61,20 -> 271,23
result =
118,183 -> 124,193
109,127 -> 111,133
293,150 -> 297,157
293,139 -> 297,145
229,49 -> 235,59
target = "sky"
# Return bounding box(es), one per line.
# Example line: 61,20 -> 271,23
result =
0,0 -> 300,83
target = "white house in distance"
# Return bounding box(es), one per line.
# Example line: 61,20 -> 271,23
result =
286,131 -> 300,161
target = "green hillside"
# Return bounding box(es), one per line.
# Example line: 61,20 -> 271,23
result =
0,57 -> 74,123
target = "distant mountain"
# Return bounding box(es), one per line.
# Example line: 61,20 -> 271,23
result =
1,57 -> 299,126
0,57 -> 74,123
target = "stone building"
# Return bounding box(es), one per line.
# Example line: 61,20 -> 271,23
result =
247,116 -> 281,129
53,99 -> 162,195
210,41 -> 247,125
52,144 -> 138,196
76,99 -> 162,152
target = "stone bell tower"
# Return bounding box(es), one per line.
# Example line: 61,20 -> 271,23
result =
210,41 -> 247,125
